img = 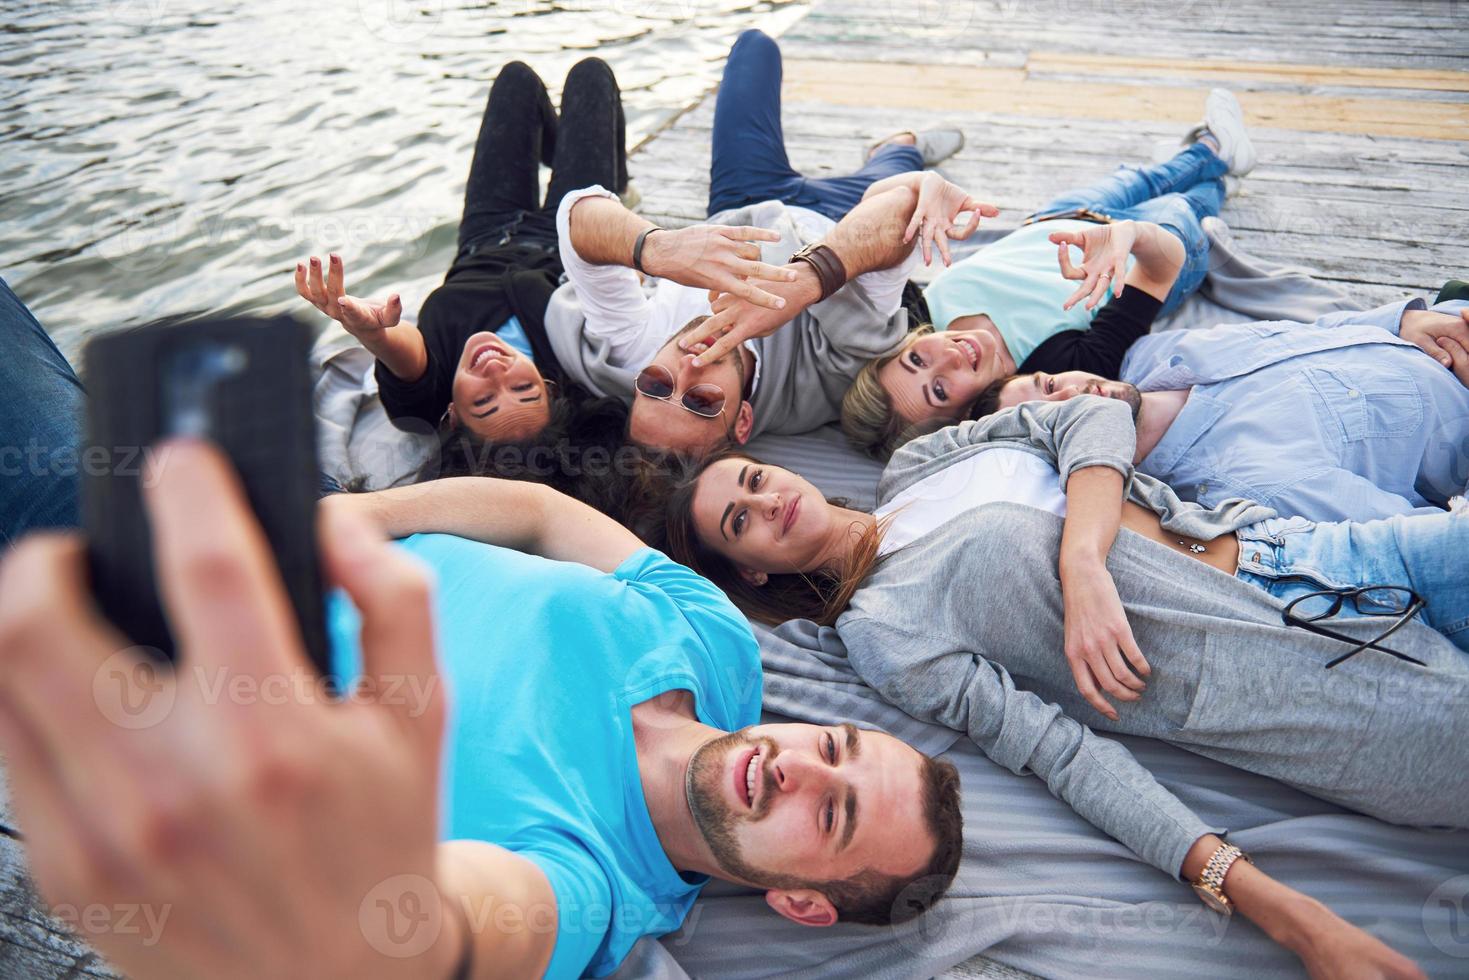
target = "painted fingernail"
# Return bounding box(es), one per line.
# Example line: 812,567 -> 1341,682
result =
311,257 -> 320,266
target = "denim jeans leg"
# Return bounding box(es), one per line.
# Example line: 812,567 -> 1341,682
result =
1235,512 -> 1469,652
1385,509 -> 1469,650
707,29 -> 804,215
1111,193 -> 1212,315
543,57 -> 625,217
0,277 -> 84,543
1032,143 -> 1228,217
794,143 -> 925,223
458,62 -> 558,256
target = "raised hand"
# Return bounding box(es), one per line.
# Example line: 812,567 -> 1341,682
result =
641,225 -> 798,311
679,263 -> 820,366
904,173 -> 998,267
0,442 -> 457,980
294,253 -> 403,338
1052,221 -> 1138,312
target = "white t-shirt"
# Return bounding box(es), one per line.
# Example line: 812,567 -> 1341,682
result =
874,448 -> 1068,554
554,185 -> 918,395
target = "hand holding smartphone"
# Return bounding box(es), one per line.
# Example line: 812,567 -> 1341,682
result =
81,316 -> 330,676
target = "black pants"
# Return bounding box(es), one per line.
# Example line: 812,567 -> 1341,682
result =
456,58 -> 627,257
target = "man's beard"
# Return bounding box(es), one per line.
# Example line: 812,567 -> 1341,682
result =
1118,382 -> 1142,420
685,729 -> 781,885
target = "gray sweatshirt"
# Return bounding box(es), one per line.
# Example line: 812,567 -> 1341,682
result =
838,398 -> 1469,876
544,198 -> 910,438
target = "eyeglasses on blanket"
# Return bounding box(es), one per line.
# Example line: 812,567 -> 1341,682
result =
1280,583 -> 1428,669
634,365 -> 726,419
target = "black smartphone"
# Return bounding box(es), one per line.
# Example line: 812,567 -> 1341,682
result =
80,316 -> 330,677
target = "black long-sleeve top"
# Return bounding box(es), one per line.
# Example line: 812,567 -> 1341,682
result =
1016,286 -> 1164,379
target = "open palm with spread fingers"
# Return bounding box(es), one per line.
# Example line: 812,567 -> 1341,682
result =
905,172 -> 998,267
1052,220 -> 1139,312
294,253 -> 403,340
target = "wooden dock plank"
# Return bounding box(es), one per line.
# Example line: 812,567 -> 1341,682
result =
1024,53 -> 1469,94
779,60 -> 1469,141
629,0 -> 1468,308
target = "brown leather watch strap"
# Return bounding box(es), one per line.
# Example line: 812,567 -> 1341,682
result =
790,242 -> 848,302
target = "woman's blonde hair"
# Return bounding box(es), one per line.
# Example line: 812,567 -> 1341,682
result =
841,323 -> 934,461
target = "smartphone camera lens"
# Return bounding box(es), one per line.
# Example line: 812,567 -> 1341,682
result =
162,342 -> 249,438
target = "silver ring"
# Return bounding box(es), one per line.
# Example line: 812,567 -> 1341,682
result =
1099,272 -> 1111,279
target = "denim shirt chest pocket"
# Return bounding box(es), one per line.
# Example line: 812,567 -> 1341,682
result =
1303,364 -> 1423,441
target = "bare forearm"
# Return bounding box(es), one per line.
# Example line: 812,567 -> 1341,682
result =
1122,221 -> 1185,303
861,171 -> 924,200
332,478 -> 548,554
568,194 -> 654,267
1060,466 -> 1125,571
437,841 -> 557,979
1180,835 -> 1331,957
361,325 -> 430,382
824,185 -> 919,277
332,477 -> 644,572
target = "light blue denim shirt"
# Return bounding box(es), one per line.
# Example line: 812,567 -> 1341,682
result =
1120,299 -> 1469,522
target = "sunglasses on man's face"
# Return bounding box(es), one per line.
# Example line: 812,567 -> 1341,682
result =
634,364 -> 726,420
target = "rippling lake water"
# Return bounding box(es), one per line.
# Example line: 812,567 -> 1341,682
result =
2,0 -> 809,357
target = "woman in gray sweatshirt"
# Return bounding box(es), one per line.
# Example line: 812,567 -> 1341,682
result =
663,396 -> 1469,838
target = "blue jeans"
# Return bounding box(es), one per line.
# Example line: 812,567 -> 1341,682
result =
707,30 -> 924,222
1029,143 -> 1226,316
1236,511 -> 1469,653
0,277 -> 85,544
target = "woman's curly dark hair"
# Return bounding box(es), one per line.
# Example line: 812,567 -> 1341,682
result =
416,383 -> 634,514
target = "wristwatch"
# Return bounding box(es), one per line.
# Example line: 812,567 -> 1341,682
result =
1192,842 -> 1251,914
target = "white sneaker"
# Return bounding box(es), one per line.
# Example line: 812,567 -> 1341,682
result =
1186,88 -> 1256,177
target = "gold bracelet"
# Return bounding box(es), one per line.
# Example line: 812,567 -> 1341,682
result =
1191,842 -> 1251,915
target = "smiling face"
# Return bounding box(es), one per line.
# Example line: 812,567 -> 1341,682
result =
878,325 -> 1008,426
628,324 -> 751,455
685,722 -> 932,897
689,457 -> 843,577
999,370 -> 1142,418
450,332 -> 553,441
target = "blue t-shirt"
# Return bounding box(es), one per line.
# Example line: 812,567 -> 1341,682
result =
496,315 -> 536,359
327,536 -> 761,978
922,220 -> 1127,365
